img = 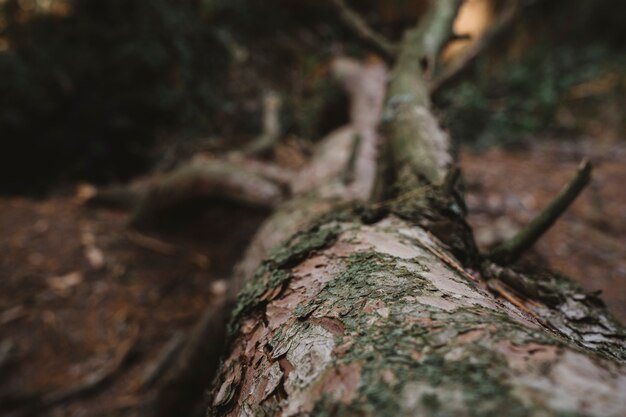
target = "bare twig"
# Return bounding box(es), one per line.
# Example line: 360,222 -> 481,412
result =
411,229 -> 479,284
490,280 -> 535,315
125,231 -> 178,255
490,159 -> 592,265
239,91 -> 282,157
329,0 -> 397,59
125,231 -> 210,268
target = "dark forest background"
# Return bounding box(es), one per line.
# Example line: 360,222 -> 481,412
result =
1,0 -> 625,194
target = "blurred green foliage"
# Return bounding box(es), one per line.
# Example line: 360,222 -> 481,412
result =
440,0 -> 626,149
440,43 -> 626,149
0,0 -> 227,194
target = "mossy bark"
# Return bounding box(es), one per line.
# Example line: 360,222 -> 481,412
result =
211,210 -> 625,417
207,2 -> 626,416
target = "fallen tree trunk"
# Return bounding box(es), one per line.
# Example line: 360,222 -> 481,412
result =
203,1 -> 626,416
213,213 -> 626,417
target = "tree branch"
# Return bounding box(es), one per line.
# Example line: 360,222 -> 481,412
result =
430,0 -> 530,95
490,159 -> 592,265
329,0 -> 397,59
384,0 -> 463,188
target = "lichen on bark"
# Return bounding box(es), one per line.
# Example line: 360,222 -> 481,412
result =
229,221 -> 344,331
211,215 -> 626,417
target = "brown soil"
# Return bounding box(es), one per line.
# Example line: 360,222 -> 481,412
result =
0,197 -> 268,417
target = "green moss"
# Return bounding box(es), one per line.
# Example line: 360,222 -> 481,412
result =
268,224 -> 341,269
230,222 -> 341,331
227,208 -> 615,416
420,393 -> 440,411
290,251 -> 573,417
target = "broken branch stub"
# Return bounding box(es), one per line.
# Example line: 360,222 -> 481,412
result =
490,159 -> 593,265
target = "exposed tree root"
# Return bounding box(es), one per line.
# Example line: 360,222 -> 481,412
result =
129,158 -> 292,229
5,330 -> 139,417
141,297 -> 232,417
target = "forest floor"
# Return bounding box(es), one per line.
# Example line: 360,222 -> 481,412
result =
1,138 -> 625,416
0,197 -> 269,416
2,1 -> 626,415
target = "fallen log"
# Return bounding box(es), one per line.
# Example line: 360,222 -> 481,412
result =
208,1 -> 626,416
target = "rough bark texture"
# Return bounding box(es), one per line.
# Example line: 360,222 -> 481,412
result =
212,215 -> 625,417
208,1 -> 626,416
228,57 -> 388,299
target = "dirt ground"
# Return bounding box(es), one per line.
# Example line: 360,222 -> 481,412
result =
1,138 -> 625,416
0,198 -> 268,416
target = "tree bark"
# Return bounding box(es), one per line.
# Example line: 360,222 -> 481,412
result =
208,1 -> 626,416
